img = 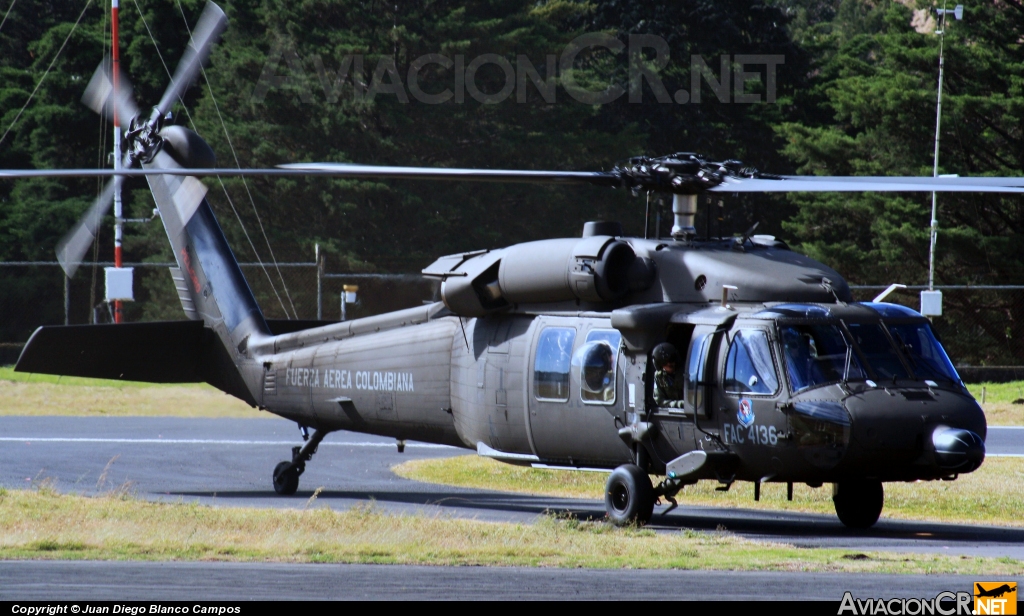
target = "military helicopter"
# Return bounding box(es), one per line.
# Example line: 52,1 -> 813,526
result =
4,2 -> 1018,528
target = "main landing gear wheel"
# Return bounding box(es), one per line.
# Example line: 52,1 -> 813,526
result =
273,461 -> 300,495
605,464 -> 655,526
832,480 -> 884,529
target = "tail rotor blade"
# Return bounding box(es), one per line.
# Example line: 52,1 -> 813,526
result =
82,57 -> 139,123
56,179 -> 118,278
156,2 -> 227,117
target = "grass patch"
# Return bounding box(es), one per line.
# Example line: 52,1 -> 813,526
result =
394,456 -> 1024,528
1,487 -> 1021,573
0,366 -> 259,418
966,382 -> 1024,426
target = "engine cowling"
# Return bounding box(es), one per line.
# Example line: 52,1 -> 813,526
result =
425,236 -> 653,317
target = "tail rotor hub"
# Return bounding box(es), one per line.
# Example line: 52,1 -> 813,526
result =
124,109 -> 169,165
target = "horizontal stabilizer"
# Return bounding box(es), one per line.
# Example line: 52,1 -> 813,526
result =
15,321 -> 255,405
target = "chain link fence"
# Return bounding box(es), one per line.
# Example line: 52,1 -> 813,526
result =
2,262 -> 1023,376
0,261 -> 438,363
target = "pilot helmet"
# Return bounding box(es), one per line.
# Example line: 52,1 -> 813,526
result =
652,342 -> 680,369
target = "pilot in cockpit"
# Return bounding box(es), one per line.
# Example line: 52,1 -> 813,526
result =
652,343 -> 685,409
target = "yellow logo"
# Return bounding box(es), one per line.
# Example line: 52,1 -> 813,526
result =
974,582 -> 1017,615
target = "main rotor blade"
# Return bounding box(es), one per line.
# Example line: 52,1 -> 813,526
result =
0,165 -> 619,185
278,163 -> 617,185
6,166 -> 1024,193
780,175 -> 1024,187
82,57 -> 139,123
156,2 -> 227,118
711,176 -> 1024,193
56,178 -> 118,278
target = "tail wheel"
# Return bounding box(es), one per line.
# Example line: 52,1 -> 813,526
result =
605,464 -> 655,526
832,480 -> 884,529
273,461 -> 300,495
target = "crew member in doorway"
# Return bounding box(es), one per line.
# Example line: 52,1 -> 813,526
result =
652,342 -> 685,409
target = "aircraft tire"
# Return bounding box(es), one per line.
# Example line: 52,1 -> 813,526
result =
605,464 -> 655,526
273,461 -> 300,496
832,479 -> 884,529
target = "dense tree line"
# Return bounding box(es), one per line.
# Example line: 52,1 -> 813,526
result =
1,0 -> 1023,363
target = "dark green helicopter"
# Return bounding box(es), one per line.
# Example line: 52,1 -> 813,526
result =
6,2 -> 1018,529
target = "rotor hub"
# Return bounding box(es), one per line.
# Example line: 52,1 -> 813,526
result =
124,108 -> 168,165
612,152 -> 776,195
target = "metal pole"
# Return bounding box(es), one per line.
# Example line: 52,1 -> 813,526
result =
644,192 -> 650,239
315,243 -> 322,321
63,273 -> 69,326
929,2 -> 948,292
112,0 -> 123,323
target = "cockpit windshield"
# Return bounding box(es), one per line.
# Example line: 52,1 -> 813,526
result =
777,316 -> 960,391
780,324 -> 866,393
887,323 -> 961,383
845,322 -> 910,381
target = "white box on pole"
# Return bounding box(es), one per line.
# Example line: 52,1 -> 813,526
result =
920,290 -> 942,316
343,284 -> 359,304
105,267 -> 134,302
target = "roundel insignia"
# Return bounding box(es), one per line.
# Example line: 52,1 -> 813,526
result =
737,399 -> 755,427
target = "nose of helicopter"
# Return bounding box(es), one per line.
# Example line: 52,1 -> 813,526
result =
840,386 -> 987,478
930,426 -> 985,473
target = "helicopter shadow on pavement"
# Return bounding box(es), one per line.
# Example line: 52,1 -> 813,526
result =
165,487 -> 1024,550
165,488 -> 609,522
648,504 -> 1024,545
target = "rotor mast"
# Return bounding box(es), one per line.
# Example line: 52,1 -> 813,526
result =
671,194 -> 698,240
111,0 -> 123,323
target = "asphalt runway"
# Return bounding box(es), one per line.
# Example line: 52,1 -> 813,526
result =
0,561 -> 992,601
1,416 -> 1022,600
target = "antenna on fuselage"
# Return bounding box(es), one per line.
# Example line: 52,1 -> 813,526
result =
873,283 -> 907,303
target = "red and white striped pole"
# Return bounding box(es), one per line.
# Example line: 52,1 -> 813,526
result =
111,0 -> 123,323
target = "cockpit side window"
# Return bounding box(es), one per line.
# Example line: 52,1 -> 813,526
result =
534,327 -> 576,401
686,332 -> 712,410
724,329 -> 779,395
780,324 -> 866,393
887,323 -> 961,383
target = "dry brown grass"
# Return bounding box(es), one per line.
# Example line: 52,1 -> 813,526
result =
977,403 -> 1024,426
1,486 -> 1021,573
966,383 -> 1024,425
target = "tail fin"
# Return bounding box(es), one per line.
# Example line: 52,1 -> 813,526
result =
16,138 -> 268,405
144,147 -> 270,395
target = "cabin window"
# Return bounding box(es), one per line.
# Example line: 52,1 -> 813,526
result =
723,329 -> 779,395
534,327 -> 576,401
575,329 -> 621,404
